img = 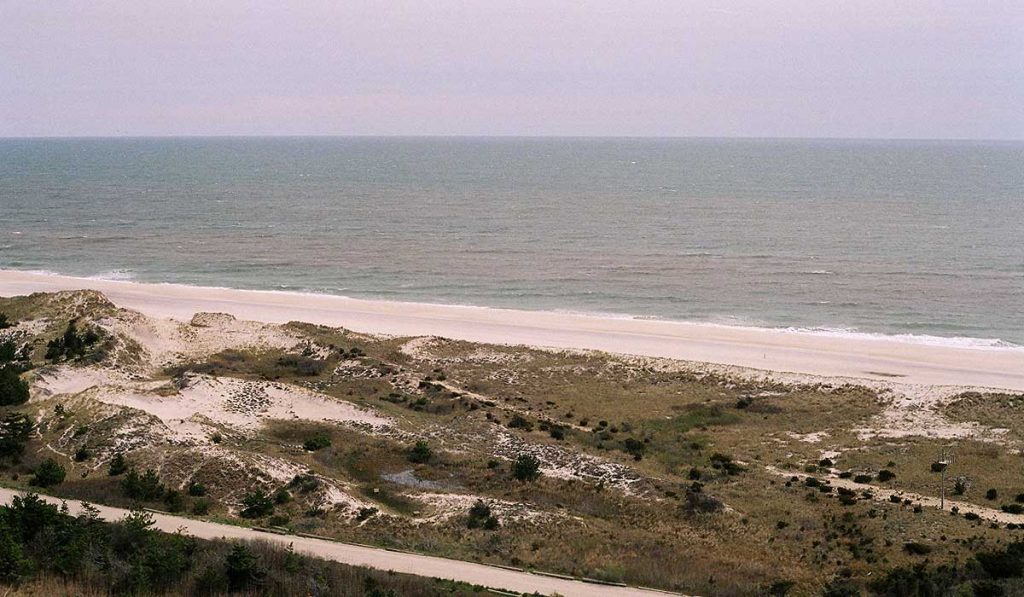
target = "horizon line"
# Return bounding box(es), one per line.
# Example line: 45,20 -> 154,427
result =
1,133 -> 1022,143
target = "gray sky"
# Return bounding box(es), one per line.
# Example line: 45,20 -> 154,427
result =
1,1 -> 1021,139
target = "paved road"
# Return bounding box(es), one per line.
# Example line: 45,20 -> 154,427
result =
0,488 -> 677,597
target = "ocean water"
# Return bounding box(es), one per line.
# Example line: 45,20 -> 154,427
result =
1,137 -> 1022,346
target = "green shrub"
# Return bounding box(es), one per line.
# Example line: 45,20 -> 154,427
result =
121,468 -> 165,501
904,542 -> 932,555
622,437 -> 646,461
0,413 -> 33,458
108,453 -> 128,476
73,446 -> 90,462
302,433 -> 331,451
466,500 -> 499,530
45,320 -> 100,362
0,367 -> 28,406
163,490 -> 186,513
853,474 -> 873,484
192,498 -> 210,515
407,441 -> 433,464
30,459 -> 65,487
507,415 -> 533,431
512,454 -> 541,482
877,469 -> 895,482
987,488 -> 998,500
976,543 -> 1024,579
188,481 -> 206,496
240,490 -> 274,519
224,543 -> 266,591
709,453 -> 744,475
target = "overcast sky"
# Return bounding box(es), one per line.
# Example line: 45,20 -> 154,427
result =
1,1 -> 1021,139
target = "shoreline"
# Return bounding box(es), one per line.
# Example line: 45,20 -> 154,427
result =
2,269 -> 1023,392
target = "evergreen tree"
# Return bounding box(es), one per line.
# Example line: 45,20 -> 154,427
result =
108,452 -> 128,476
0,413 -> 33,458
30,459 -> 65,487
0,367 -> 28,406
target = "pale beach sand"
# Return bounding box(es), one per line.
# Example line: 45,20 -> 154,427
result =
2,269 -> 1023,392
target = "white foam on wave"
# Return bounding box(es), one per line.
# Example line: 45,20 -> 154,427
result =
780,326 -> 1022,351
87,270 -> 137,282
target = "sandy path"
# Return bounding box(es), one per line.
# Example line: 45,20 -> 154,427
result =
2,270 -> 1023,392
0,488 -> 672,597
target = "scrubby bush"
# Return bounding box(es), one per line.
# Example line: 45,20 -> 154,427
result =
853,474 -> 873,484
224,543 -> 266,591
192,498 -> 210,515
108,453 -> 128,476
188,481 -> 206,496
682,486 -> 724,515
877,469 -> 895,482
240,490 -> 274,519
121,468 -> 165,501
0,492 -> 472,594
709,453 -> 744,475
407,441 -> 433,464
73,446 -> 90,462
987,488 -> 998,500
622,437 -> 646,461
0,313 -> 10,329
512,454 -> 541,482
904,542 -> 932,555
163,490 -> 186,513
275,354 -> 326,377
0,413 -> 33,458
30,459 -> 65,487
507,415 -> 533,431
0,367 -> 28,406
466,500 -> 499,530
45,320 -> 100,362
302,433 -> 331,451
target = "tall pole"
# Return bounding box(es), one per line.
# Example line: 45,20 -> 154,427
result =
940,466 -> 945,510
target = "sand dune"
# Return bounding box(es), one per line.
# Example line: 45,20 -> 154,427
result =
2,270 -> 1023,392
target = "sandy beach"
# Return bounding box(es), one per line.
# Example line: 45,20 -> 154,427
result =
2,269 -> 1023,392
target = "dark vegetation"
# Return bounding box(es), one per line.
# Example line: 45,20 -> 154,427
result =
511,454 -> 541,482
465,500 -> 500,530
44,320 -> 101,362
825,540 -> 1024,596
0,493 -> 482,595
0,339 -> 30,407
302,433 -> 332,452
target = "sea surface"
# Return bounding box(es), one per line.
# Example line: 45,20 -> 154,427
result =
1,137 -> 1022,346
